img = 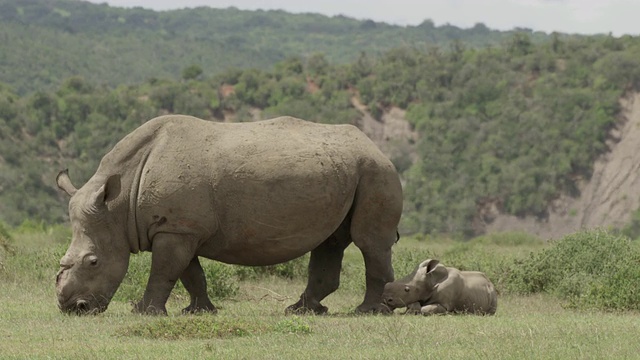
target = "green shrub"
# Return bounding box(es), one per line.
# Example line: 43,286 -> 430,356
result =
504,229 -> 640,311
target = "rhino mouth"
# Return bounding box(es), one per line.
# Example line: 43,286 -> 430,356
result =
58,296 -> 108,315
382,296 -> 407,309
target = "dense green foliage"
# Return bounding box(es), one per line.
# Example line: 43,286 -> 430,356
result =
505,229 -> 640,311
3,34 -> 640,236
0,0 -> 555,95
399,36 -> 640,236
2,1 -> 640,236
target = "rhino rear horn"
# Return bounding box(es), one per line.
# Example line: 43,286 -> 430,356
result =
56,169 -> 77,197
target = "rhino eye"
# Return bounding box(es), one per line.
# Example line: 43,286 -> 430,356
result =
404,286 -> 410,292
84,254 -> 99,267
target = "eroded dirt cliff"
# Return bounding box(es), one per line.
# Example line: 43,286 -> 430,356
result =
486,92 -> 640,239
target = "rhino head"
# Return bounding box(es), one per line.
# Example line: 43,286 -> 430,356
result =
382,259 -> 447,309
55,170 -> 131,315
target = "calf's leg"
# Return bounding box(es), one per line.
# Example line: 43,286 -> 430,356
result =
421,304 -> 448,315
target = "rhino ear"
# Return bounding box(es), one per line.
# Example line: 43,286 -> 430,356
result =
415,259 -> 439,281
56,169 -> 77,197
93,174 -> 121,205
419,259 -> 440,273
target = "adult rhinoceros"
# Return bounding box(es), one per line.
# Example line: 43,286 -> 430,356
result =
55,115 -> 403,315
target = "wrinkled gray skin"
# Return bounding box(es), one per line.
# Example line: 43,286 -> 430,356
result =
382,259 -> 497,315
55,115 -> 403,315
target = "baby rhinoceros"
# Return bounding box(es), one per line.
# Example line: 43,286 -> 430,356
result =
383,259 -> 497,315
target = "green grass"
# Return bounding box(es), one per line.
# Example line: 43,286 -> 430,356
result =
1,229 -> 639,359
1,280 -> 639,359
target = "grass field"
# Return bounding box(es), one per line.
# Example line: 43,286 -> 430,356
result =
1,228 -> 639,359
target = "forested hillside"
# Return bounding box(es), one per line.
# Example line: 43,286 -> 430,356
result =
0,0 -> 558,95
2,22 -> 640,237
0,0 -> 640,236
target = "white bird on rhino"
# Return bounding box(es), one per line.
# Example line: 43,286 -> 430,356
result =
382,259 -> 497,315
55,115 -> 403,315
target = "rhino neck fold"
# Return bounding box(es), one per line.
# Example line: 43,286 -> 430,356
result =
127,149 -> 151,253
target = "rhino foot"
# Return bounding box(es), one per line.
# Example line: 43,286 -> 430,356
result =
131,300 -> 167,315
182,303 -> 218,315
285,299 -> 328,315
355,302 -> 392,315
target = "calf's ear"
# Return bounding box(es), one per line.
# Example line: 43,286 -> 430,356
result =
415,259 -> 440,281
418,259 -> 447,284
418,259 -> 440,273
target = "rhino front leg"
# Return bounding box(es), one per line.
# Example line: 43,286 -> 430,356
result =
421,304 -> 448,316
286,226 -> 351,315
180,257 -> 217,314
133,234 -> 197,315
404,302 -> 423,315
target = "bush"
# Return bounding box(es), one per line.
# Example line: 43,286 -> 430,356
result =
504,229 -> 640,311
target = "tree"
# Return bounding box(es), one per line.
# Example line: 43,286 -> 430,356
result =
182,64 -> 204,81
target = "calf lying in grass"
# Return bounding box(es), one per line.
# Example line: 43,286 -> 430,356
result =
383,259 -> 497,315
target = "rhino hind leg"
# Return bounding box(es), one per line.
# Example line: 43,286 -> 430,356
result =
180,257 -> 218,314
354,246 -> 395,314
350,173 -> 402,314
285,221 -> 352,315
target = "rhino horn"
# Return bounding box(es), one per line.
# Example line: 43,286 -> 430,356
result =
56,169 -> 77,197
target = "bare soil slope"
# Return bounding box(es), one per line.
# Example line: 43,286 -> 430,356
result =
486,92 -> 640,239
351,97 -> 418,167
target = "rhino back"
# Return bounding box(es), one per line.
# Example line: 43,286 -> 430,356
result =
458,271 -> 497,313
126,115 -> 396,265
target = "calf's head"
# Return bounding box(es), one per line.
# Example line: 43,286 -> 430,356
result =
55,170 -> 130,315
382,259 -> 447,309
